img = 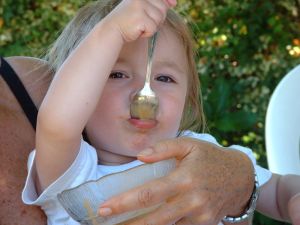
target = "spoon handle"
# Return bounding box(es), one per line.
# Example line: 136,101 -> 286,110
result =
145,32 -> 158,84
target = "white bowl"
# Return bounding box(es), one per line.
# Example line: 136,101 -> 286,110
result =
58,159 -> 176,225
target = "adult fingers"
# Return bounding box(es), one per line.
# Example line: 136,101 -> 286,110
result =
98,173 -> 180,216
125,203 -> 184,225
123,191 -> 196,225
121,189 -> 221,225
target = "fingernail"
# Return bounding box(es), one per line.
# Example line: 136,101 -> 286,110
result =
99,207 -> 112,216
138,148 -> 154,156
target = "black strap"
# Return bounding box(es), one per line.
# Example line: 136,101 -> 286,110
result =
0,57 -> 38,130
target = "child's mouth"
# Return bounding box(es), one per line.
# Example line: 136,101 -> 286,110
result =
128,117 -> 157,129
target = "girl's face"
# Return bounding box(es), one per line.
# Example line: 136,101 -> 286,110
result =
86,26 -> 189,164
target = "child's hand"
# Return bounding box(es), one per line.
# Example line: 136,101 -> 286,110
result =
104,0 -> 177,42
289,193 -> 300,225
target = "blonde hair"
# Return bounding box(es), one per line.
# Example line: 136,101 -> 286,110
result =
45,0 -> 206,132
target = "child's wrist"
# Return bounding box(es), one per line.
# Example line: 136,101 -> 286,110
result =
96,19 -> 126,45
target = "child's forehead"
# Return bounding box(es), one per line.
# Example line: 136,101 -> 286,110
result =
117,34 -> 188,74
119,27 -> 187,59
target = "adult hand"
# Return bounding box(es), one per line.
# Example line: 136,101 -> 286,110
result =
98,137 -> 254,224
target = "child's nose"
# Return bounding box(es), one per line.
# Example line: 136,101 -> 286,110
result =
129,85 -> 141,102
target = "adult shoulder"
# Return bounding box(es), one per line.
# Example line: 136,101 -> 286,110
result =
0,56 -> 52,225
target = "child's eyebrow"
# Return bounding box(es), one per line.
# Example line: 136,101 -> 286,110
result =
155,60 -> 186,74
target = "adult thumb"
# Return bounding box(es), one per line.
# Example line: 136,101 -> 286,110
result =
137,137 -> 193,163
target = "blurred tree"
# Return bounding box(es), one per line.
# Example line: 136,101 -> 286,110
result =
189,0 -> 299,164
1,0 -> 299,224
0,0 -> 85,56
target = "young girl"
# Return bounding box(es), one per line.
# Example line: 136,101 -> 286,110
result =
22,0 -> 300,224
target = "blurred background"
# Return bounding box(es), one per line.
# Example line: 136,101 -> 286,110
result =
1,0 -> 300,224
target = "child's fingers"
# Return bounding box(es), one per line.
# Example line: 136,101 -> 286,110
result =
147,0 -> 170,16
145,1 -> 167,26
166,0 -> 177,7
140,0 -> 171,37
138,16 -> 159,38
109,0 -> 172,41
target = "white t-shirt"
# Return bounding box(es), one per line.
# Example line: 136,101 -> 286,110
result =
22,131 -> 272,225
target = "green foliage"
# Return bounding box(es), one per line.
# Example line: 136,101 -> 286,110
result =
1,0 -> 300,224
177,0 -> 300,162
0,0 -> 85,56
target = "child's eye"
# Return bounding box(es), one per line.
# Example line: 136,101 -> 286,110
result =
155,75 -> 175,83
109,71 -> 128,79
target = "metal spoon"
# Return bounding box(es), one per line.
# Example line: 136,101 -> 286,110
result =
130,32 -> 159,120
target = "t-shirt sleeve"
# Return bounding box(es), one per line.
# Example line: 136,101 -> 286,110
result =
22,139 -> 98,206
180,131 -> 272,186
227,144 -> 272,186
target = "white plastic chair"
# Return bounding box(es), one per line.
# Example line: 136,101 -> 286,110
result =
265,65 -> 300,175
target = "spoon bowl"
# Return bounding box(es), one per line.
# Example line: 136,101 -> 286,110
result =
130,33 -> 158,120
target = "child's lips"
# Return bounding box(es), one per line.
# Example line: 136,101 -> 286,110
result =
128,118 -> 158,129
